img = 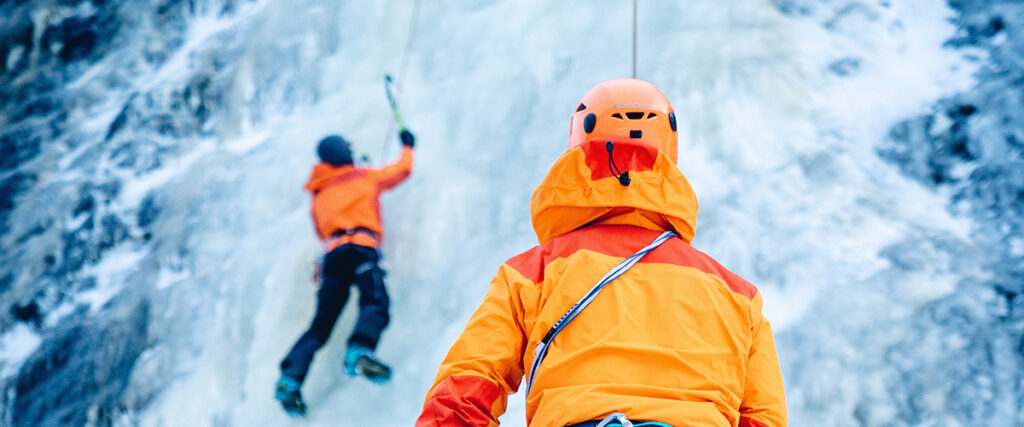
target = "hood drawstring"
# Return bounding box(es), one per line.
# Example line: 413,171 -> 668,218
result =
606,141 -> 631,186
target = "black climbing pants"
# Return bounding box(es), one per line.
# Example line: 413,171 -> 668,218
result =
280,244 -> 390,383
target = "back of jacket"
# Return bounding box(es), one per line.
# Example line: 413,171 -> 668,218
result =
417,138 -> 785,427
305,146 -> 413,248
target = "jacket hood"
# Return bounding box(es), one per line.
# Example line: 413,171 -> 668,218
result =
529,136 -> 698,244
305,162 -> 357,193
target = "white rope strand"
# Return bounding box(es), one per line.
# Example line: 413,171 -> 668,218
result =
525,231 -> 676,395
632,0 -> 638,78
380,0 -> 421,163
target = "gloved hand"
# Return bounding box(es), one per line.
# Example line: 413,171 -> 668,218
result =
399,129 -> 415,147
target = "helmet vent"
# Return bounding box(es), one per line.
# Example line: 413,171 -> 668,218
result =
625,112 -> 645,120
612,113 -> 624,119
576,103 -> 587,112
584,113 -> 597,133
646,112 -> 657,119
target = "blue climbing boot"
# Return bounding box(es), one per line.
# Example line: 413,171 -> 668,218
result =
274,375 -> 306,416
344,345 -> 392,384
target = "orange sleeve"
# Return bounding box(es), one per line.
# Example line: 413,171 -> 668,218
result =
416,264 -> 527,427
739,294 -> 788,427
371,146 -> 413,191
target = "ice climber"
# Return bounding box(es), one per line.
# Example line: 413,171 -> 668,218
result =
415,80 -> 787,427
275,129 -> 415,416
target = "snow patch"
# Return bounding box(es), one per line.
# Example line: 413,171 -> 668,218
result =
0,324 -> 42,379
78,245 -> 149,313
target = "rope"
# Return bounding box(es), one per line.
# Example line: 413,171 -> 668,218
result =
525,231 -> 676,396
632,0 -> 638,79
380,0 -> 421,163
398,0 -> 421,83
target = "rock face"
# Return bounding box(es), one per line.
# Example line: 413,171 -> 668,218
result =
10,300 -> 149,426
1,1 -> 239,425
876,1 -> 1024,423
774,1 -> 1024,425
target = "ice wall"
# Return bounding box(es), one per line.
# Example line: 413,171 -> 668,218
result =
1,0 -> 1020,426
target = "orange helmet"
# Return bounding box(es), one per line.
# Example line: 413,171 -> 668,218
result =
568,79 -> 678,162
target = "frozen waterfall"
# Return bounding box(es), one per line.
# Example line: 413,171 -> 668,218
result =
1,0 -> 1021,426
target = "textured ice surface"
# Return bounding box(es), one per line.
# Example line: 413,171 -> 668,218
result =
1,0 -> 1020,426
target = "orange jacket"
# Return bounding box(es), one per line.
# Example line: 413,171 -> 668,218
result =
305,146 -> 413,250
416,138 -> 786,427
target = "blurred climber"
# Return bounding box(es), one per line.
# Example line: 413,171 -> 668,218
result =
275,129 -> 415,416
416,80 -> 786,427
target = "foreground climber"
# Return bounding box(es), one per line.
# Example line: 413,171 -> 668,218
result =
416,80 -> 786,427
275,129 -> 415,416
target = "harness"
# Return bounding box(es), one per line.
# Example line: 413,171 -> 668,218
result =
569,413 -> 674,427
525,231 -> 676,396
322,226 -> 380,250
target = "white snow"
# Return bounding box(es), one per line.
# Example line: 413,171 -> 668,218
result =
45,246 -> 151,325
114,139 -> 216,209
80,246 -> 149,311
0,324 -> 42,379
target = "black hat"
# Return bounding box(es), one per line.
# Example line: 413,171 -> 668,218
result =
317,135 -> 353,166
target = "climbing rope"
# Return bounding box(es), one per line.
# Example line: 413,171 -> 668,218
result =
632,0 -> 638,78
526,231 -> 677,396
380,0 -> 421,163
397,0 -> 421,83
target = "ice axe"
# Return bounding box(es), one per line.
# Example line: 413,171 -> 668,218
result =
383,74 -> 408,132
380,74 -> 409,161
